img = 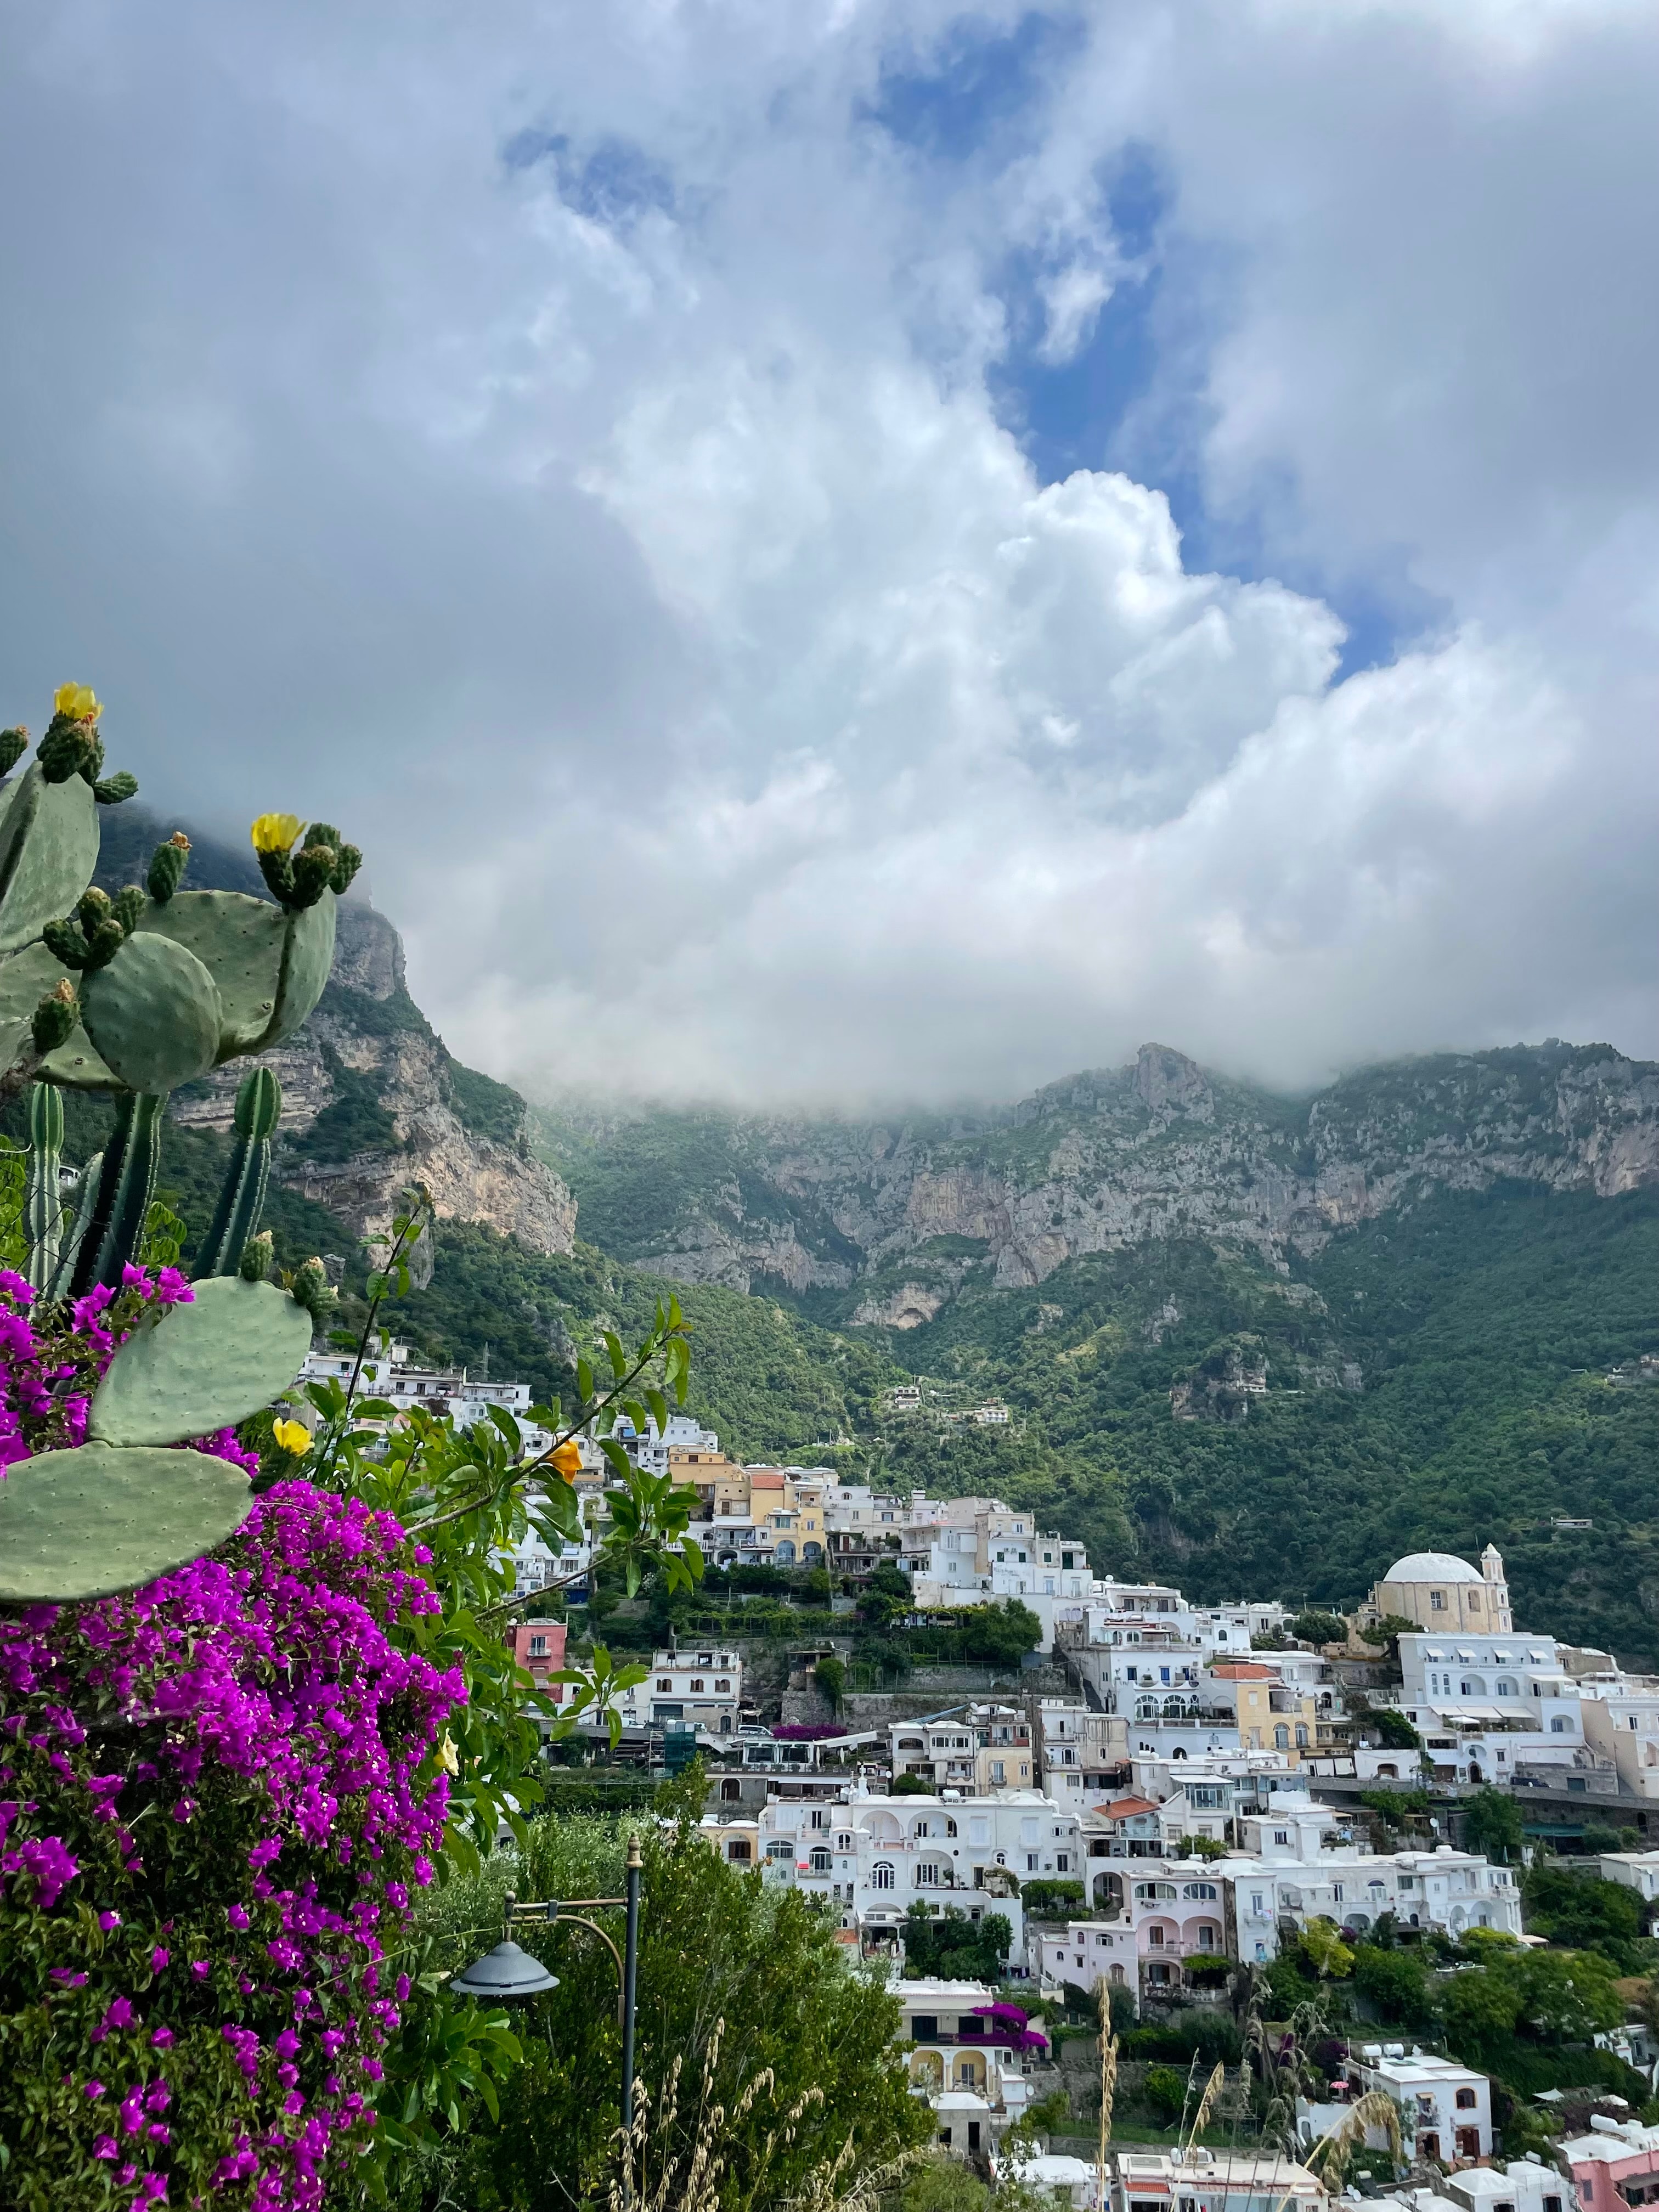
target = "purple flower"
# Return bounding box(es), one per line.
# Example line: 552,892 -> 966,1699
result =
98,1909 -> 121,1931
149,1946 -> 169,1972
91,1995 -> 134,2042
84,2079 -> 106,2100
92,2135 -> 118,2160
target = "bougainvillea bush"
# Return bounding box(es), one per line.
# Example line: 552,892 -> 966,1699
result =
0,1270 -> 462,2209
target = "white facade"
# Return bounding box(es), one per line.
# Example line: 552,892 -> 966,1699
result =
891,1979 -> 1032,2159
1227,1845 -> 1522,1962
721,1787 -> 1087,1967
1355,2047 -> 1494,2164
1111,2149 -> 1325,2212
1590,1852 -> 1659,1901
616,1646 -> 743,1735
300,1341 -> 552,1454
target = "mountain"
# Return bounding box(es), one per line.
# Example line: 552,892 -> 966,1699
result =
534,1046 -> 1659,1664
86,804 -> 575,1266
533,1039 -> 1658,1309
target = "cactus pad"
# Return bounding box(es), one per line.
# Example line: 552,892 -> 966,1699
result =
0,939 -> 115,1087
137,885 -> 336,1057
87,1276 -> 314,1448
0,767 -> 100,956
0,1443 -> 253,1600
81,932 -> 222,1092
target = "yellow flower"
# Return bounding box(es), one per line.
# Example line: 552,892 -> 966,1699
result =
53,681 -> 102,723
548,1438 -> 584,1480
436,1734 -> 460,1775
250,812 -> 305,855
272,1417 -> 312,1455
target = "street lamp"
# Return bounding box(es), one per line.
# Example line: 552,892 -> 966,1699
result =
453,1833 -> 644,2191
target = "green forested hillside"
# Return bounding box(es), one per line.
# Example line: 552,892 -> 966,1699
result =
867,1182 -> 1659,1663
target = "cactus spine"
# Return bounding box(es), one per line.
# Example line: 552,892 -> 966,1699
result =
195,1068 -> 282,1279
66,1092 -> 165,1297
24,1082 -> 64,1293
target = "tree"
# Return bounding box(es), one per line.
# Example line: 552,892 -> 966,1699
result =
815,1654 -> 847,1712
1144,2064 -> 1188,2123
1524,1860 -> 1648,1969
1373,1708 -> 1423,1751
1301,1916 -> 1355,1980
1291,1610 -> 1349,1647
901,1903 -> 1012,1982
1438,1963 -> 1523,2055
1462,1786 -> 1523,1866
438,1774 -> 932,2210
1354,1944 -> 1434,2025
891,1770 -> 934,1796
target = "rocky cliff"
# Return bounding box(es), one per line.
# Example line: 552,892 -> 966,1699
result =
94,808 -> 575,1261
537,1039 -> 1659,1312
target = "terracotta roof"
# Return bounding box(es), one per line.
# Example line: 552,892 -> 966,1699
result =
1209,1663 -> 1274,1679
748,1471 -> 786,1489
1103,1795 -> 1161,1819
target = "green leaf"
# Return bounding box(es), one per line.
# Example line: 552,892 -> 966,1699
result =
602,1330 -> 627,1381
575,1355 -> 593,1403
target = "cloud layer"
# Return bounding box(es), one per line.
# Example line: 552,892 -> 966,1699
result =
0,1 -> 1654,1105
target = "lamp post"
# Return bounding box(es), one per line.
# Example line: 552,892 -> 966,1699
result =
453,1832 -> 644,2201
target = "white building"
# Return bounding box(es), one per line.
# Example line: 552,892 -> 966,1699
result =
1589,1851 -> 1659,1903
890,1705 -> 1039,1793
1111,2149 -> 1325,2212
300,1340 -> 552,1454
1578,1677 -> 1659,1800
1353,2046 -> 1493,2165
907,1499 -> 1094,1650
892,1979 -> 1034,2159
1227,1845 -> 1522,1963
706,1787 -> 1086,1968
615,1646 -> 743,1736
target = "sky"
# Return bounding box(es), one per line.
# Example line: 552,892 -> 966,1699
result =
1,0 -> 1655,1109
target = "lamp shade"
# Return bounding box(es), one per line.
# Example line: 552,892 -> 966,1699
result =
451,1939 -> 560,2000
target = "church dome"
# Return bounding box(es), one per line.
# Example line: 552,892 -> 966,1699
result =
1383,1551 -> 1483,1584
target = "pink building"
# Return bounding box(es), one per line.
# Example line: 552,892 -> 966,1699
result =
1559,2117 -> 1659,2212
512,1620 -> 568,1701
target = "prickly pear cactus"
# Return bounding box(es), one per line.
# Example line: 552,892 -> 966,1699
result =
0,682 -> 366,1598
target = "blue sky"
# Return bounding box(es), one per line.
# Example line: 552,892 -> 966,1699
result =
0,0 -> 1652,1104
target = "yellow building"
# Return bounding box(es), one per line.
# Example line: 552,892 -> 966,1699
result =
1207,1663 -> 1319,1765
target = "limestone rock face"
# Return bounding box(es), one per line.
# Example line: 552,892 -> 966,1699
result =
173,903 -> 576,1257
544,1041 -> 1659,1310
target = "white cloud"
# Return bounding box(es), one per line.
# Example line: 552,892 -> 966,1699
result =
0,0 -> 1651,1110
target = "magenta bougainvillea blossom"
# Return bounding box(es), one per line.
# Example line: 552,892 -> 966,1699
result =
0,1269 -> 462,2209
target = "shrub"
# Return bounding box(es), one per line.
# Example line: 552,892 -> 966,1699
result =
0,1477 -> 458,2210
1022,1880 -> 1085,1918
1143,2064 -> 1187,2122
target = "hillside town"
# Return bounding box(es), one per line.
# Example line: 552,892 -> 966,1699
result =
362,1357 -> 1659,2211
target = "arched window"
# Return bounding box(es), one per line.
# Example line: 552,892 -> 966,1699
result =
720,1778 -> 740,1801
1295,1724 -> 1308,1748
1196,1922 -> 1218,1948
810,1848 -> 832,1875
1455,2089 -> 1476,2111
1274,1725 -> 1290,1751
1182,1883 -> 1217,1900
1551,1716 -> 1571,1734
872,1861 -> 894,1891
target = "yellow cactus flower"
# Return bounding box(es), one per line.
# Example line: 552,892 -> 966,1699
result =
250,812 -> 306,855
436,1733 -> 460,1774
548,1438 -> 584,1480
272,1417 -> 312,1455
53,681 -> 102,723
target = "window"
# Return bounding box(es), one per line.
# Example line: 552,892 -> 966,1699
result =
872,1862 -> 894,1891
691,1678 -> 706,1693
716,1678 -> 730,1692
1333,1884 -> 1345,1904
810,1849 -> 832,1875
766,1839 -> 793,1861
1026,1854 -> 1040,1872
529,1634 -> 547,1656
1455,2089 -> 1476,2111
810,1808 -> 830,1830
1273,1830 -> 1290,1847
727,1839 -> 751,1862
720,1779 -> 740,1802
1295,1724 -> 1308,1748
657,1677 -> 673,1691
1056,1853 -> 1070,1872
1274,1725 -> 1290,1751
1431,1592 -> 1446,1611
1468,1591 -> 1482,1610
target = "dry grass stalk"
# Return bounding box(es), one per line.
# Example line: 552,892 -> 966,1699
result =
1304,2089 -> 1402,2189
1183,2062 -> 1227,2154
1096,1979 -> 1119,2212
612,2015 -> 890,2212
